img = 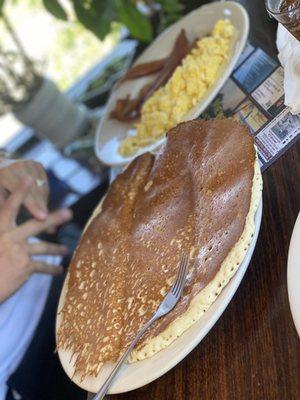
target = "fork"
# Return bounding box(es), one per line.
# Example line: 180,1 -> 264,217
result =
91,253 -> 190,400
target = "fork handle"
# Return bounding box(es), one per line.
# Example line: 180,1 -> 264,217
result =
92,315 -> 157,400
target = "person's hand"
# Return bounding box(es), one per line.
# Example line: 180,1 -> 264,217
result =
0,178 -> 73,303
0,158 -> 49,220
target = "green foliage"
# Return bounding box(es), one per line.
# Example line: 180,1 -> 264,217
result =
156,0 -> 185,33
42,0 -> 67,21
50,0 -> 185,43
0,0 -> 5,14
72,0 -> 112,40
157,0 -> 184,14
115,0 -> 152,42
0,0 -> 185,42
70,1 -> 154,42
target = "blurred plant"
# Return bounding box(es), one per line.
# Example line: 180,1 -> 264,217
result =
5,0 -> 185,43
0,5 -> 42,115
0,48 -> 42,115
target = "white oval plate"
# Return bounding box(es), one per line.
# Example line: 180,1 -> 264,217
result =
109,201 -> 262,394
58,200 -> 262,394
287,212 -> 300,337
95,1 -> 249,167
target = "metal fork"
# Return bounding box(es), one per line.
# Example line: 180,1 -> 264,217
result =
91,253 -> 190,400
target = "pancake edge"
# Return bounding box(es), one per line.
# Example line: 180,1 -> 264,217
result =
56,155 -> 262,389
129,156 -> 262,361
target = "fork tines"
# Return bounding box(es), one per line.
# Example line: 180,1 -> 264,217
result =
172,253 -> 189,297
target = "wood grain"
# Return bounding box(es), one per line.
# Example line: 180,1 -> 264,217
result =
87,1 -> 300,398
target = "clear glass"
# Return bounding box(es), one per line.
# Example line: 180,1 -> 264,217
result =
265,0 -> 300,41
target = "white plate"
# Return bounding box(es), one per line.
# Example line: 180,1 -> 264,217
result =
287,212 -> 300,337
61,200 -> 261,394
109,201 -> 262,394
95,1 -> 249,167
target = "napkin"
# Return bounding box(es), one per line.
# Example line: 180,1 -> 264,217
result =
276,24 -> 300,115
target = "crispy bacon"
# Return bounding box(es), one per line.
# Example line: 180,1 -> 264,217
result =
115,59 -> 166,87
110,29 -> 190,122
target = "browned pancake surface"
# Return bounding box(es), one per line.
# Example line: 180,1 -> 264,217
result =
57,119 -> 255,378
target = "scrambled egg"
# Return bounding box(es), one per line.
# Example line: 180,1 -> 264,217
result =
119,19 -> 235,156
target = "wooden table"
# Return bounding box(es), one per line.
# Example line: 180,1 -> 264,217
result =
101,145 -> 299,400
89,1 -> 300,399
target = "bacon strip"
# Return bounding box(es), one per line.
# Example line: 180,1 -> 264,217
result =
116,59 -> 166,88
110,30 -> 190,122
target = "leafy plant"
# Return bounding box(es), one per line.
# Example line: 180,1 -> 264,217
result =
0,49 -> 42,115
43,0 -> 68,20
0,0 -> 185,43
0,5 -> 42,115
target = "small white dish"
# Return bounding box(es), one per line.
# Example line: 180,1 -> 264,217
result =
95,1 -> 249,166
287,212 -> 300,337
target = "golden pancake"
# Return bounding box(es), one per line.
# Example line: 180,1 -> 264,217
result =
57,119 -> 262,384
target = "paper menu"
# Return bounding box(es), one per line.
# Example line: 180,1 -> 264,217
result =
199,42 -> 299,171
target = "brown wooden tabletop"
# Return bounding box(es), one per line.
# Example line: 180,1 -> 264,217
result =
88,1 -> 300,399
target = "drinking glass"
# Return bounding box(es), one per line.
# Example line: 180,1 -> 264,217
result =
265,0 -> 300,41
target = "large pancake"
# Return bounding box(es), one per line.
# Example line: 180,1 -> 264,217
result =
56,119 -> 262,389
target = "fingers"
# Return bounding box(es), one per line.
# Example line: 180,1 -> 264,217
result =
0,178 -> 33,226
0,159 -> 49,221
37,163 -> 49,198
29,160 -> 49,198
0,186 -> 8,207
23,162 -> 49,220
45,226 -> 57,235
30,261 -> 63,276
13,208 -> 73,240
25,193 -> 48,221
27,241 -> 68,256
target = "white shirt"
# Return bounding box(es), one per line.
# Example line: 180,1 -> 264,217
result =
0,251 -> 61,400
